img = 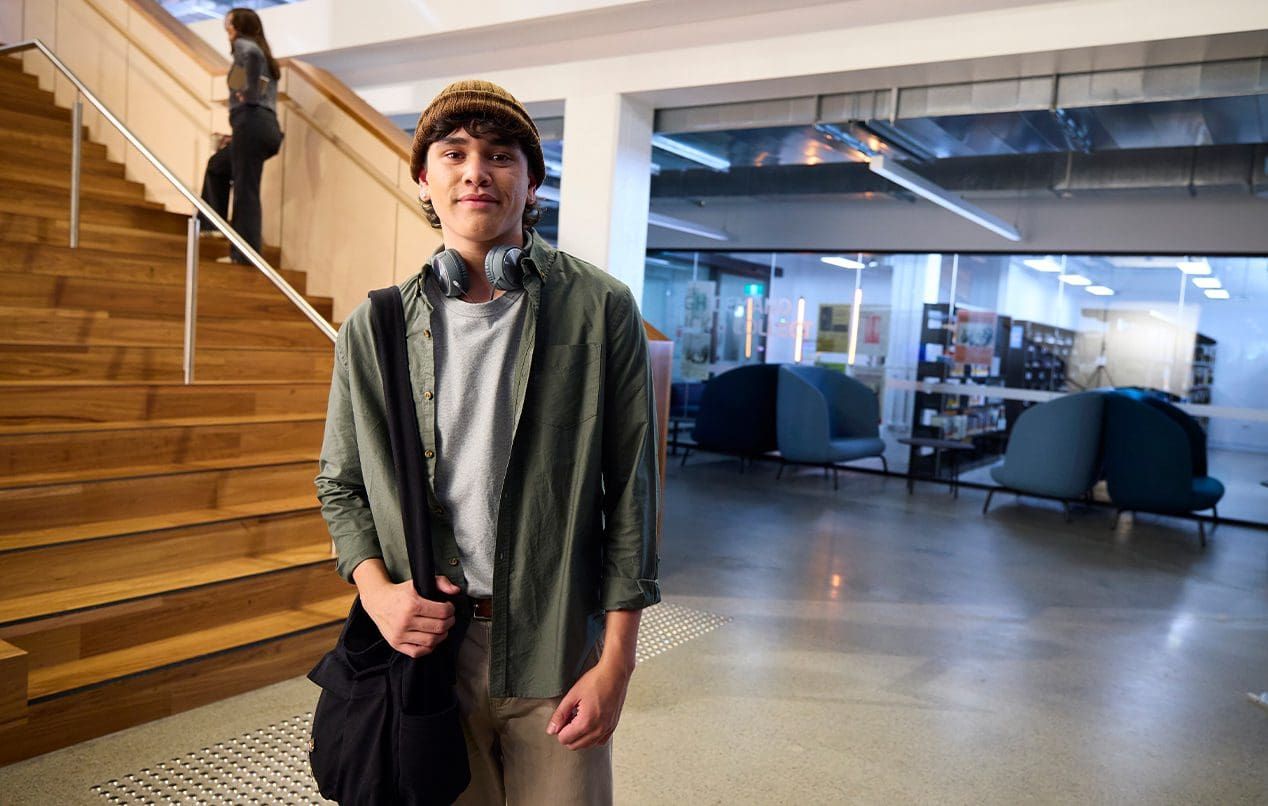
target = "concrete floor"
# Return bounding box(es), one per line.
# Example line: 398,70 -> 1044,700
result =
2,458 -> 1266,804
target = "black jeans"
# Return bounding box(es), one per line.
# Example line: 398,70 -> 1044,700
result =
200,106 -> 283,263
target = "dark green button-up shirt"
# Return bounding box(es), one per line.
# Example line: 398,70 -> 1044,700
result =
315,234 -> 661,698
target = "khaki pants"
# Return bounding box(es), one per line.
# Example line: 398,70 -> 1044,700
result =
453,620 -> 612,806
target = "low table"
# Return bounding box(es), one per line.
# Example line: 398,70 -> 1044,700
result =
898,436 -> 976,498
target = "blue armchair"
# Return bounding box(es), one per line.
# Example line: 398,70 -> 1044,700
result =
684,364 -> 781,469
982,391 -> 1105,521
1102,392 -> 1223,544
775,366 -> 887,488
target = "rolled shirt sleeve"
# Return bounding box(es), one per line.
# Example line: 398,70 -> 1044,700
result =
598,287 -> 662,612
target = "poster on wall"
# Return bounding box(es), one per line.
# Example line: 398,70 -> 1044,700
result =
816,304 -> 852,353
855,307 -> 890,362
953,309 -> 998,366
681,281 -> 717,380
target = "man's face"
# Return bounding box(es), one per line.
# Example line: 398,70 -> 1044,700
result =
420,127 -> 536,248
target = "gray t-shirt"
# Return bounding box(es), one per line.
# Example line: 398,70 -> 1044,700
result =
425,276 -> 527,597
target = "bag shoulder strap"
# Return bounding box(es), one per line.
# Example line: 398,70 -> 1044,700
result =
368,286 -> 436,598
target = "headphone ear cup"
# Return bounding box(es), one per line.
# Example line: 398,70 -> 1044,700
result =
485,245 -> 525,291
432,250 -> 469,297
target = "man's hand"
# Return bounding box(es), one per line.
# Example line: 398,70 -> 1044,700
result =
353,560 -> 460,658
546,659 -> 632,750
547,609 -> 642,750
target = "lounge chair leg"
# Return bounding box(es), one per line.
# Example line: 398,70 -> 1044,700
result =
1212,505 -> 1219,533
832,466 -> 839,491
982,488 -> 995,515
680,448 -> 691,468
776,462 -> 785,480
1062,500 -> 1072,523
881,455 -> 889,473
1111,509 -> 1123,531
1198,519 -> 1207,548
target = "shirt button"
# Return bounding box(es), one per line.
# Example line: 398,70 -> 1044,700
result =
433,505 -> 444,515
425,449 -> 435,459
424,391 -> 434,400
448,557 -> 460,567
424,329 -> 432,339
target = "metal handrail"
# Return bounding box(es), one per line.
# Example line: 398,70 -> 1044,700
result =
0,39 -> 337,384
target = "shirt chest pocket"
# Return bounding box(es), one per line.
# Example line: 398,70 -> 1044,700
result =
527,343 -> 601,428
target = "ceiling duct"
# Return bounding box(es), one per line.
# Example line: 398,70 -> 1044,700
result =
650,144 -> 1265,199
655,96 -> 818,134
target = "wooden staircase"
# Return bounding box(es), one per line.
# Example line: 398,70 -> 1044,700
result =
0,54 -> 352,763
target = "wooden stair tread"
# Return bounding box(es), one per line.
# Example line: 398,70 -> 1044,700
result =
0,542 -> 335,627
0,378 -> 332,388
0,144 -> 123,175
0,270 -> 334,325
0,176 -> 166,211
0,175 -> 159,208
0,242 -> 309,290
28,593 -> 351,700
0,344 -> 334,384
0,412 -> 326,436
0,306 -> 332,350
0,495 -> 320,553
0,381 -> 329,427
1,449 -> 320,489
0,191 -> 188,233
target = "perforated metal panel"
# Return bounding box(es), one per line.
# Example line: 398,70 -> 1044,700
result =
92,602 -> 730,804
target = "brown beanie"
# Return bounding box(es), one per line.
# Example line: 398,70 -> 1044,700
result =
409,79 -> 544,187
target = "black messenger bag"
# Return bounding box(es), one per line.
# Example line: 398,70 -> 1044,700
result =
307,287 -> 471,805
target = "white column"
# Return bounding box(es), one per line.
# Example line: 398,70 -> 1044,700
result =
556,92 -> 653,307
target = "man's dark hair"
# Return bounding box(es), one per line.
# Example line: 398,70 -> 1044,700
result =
413,114 -> 545,230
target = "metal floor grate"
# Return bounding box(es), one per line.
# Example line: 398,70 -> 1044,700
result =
92,601 -> 730,804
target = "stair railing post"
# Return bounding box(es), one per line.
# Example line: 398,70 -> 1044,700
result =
69,94 -> 83,248
183,215 -> 200,384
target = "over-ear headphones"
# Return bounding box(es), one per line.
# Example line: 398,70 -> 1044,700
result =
431,245 -> 526,298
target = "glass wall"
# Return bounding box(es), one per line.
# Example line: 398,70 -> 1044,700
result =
644,250 -> 1268,526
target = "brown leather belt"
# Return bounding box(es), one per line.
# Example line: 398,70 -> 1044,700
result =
471,597 -> 493,621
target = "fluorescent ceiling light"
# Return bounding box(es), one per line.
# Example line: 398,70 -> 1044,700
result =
1191,277 -> 1222,289
821,256 -> 864,269
1058,274 -> 1092,286
1023,257 -> 1063,272
647,211 -> 730,241
868,156 -> 1020,241
651,134 -> 730,171
1178,260 -> 1212,275
1204,289 -> 1231,299
1086,285 -> 1115,296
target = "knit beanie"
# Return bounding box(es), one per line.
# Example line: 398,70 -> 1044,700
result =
409,79 -> 544,188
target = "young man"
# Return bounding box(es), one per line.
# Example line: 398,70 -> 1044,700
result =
315,80 -> 660,804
